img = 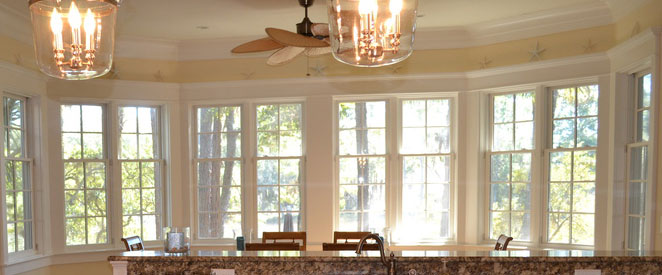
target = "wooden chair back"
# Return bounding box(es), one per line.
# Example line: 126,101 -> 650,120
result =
322,231 -> 379,251
333,231 -> 372,243
121,236 -> 144,251
494,234 -> 513,251
245,242 -> 301,251
253,232 -> 307,251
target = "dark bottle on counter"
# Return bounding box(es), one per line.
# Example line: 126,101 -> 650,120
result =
236,236 -> 245,251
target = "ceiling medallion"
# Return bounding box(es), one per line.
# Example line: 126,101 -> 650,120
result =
29,0 -> 118,80
327,0 -> 418,67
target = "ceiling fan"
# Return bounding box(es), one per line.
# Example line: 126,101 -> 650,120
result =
231,0 -> 331,66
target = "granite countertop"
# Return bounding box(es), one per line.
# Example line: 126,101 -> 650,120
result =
108,249 -> 662,263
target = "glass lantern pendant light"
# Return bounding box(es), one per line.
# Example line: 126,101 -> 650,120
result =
29,0 -> 118,80
327,0 -> 417,67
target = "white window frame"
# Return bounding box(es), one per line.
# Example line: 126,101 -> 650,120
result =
60,103 -> 111,249
485,90 -> 536,242
543,84 -> 599,247
254,102 -> 306,236
2,93 -> 35,257
333,94 -> 457,245
192,104 -> 244,241
397,96 -> 455,243
115,105 -> 166,242
624,71 -> 653,251
334,99 -> 390,235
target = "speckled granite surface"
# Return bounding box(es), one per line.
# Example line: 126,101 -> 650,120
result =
108,250 -> 662,275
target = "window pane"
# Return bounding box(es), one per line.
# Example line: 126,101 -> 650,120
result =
402,100 -> 425,127
573,182 -> 595,213
490,184 -> 509,211
573,150 -> 596,181
119,107 -> 138,133
548,213 -> 570,243
401,127 -> 425,153
553,88 -> 575,119
61,105 -> 81,132
515,92 -> 534,121
550,152 -> 571,182
511,212 -> 530,241
637,110 -> 650,142
512,183 -> 530,211
571,214 -> 594,245
490,154 -> 510,182
577,85 -> 598,117
552,119 -> 575,148
493,123 -> 513,151
627,217 -> 645,250
628,182 -> 646,216
427,99 -> 450,127
638,74 -> 651,108
490,212 -> 509,239
493,94 -> 513,123
514,122 -> 533,150
549,183 -> 571,212
577,117 -> 598,147
511,153 -> 531,182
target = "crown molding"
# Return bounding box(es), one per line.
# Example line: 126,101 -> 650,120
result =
414,1 -> 613,50
607,27 -> 662,59
172,1 -> 616,60
0,1 -> 642,62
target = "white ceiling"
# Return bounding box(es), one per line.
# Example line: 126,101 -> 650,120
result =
1,0 -> 650,41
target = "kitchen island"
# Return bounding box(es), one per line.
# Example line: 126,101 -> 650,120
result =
108,249 -> 662,274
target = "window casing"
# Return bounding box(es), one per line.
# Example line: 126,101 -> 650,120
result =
488,92 -> 534,241
118,106 -> 163,241
337,101 -> 387,234
625,72 -> 652,251
400,98 -> 453,241
546,85 -> 599,246
194,105 -> 243,240
256,103 -> 304,236
61,104 -> 108,246
3,95 -> 34,253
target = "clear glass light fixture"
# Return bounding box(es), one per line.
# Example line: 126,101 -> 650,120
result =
327,0 -> 418,67
29,0 -> 118,80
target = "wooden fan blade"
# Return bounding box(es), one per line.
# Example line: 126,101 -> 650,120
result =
265,28 -> 329,48
267,46 -> 306,66
304,47 -> 331,57
312,23 -> 329,37
231,37 -> 284,53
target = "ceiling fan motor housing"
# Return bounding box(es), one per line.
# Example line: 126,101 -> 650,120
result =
297,0 -> 315,36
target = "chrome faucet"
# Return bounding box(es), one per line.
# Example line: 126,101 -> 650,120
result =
355,233 -> 396,275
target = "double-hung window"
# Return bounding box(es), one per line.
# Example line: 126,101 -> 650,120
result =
61,104 -> 108,245
547,85 -> 598,246
400,99 -> 453,241
625,73 -> 652,251
488,92 -> 534,241
337,101 -> 387,233
119,106 -> 163,241
256,103 -> 304,235
4,95 -> 33,253
195,105 -> 243,239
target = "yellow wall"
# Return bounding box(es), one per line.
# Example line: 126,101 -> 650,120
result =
16,262 -> 111,275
